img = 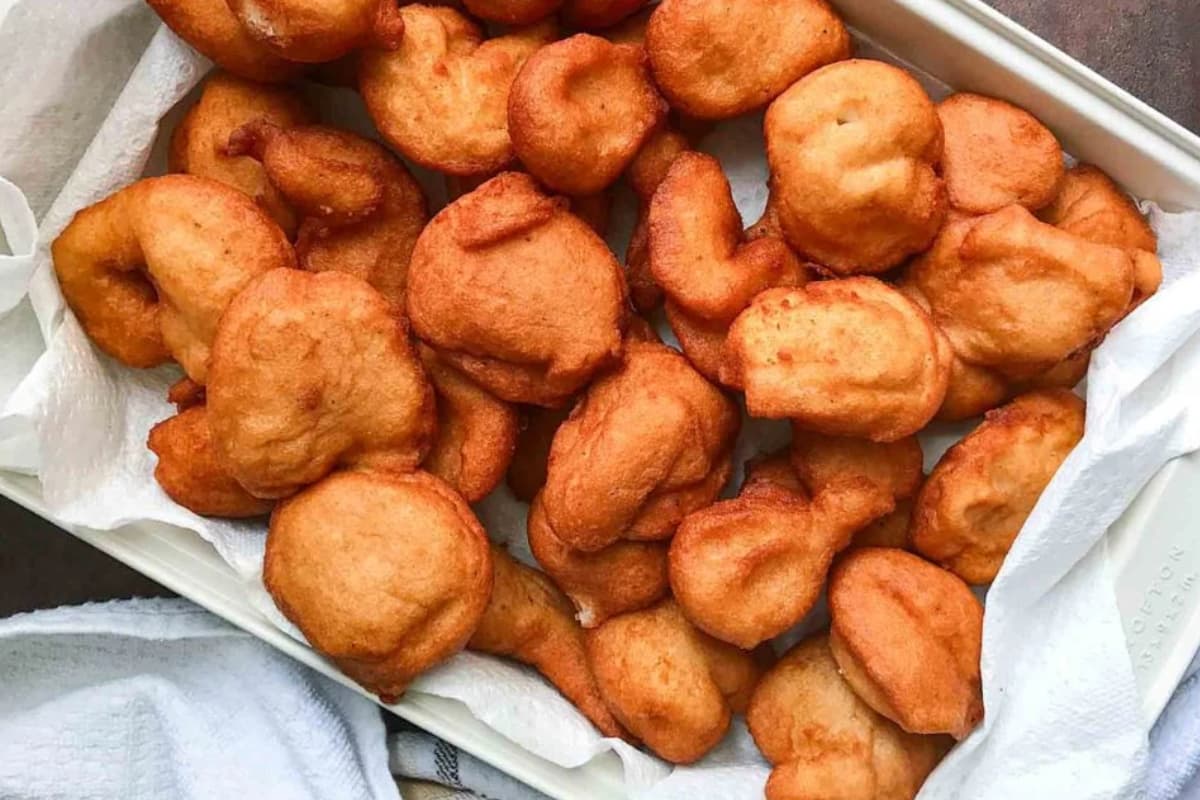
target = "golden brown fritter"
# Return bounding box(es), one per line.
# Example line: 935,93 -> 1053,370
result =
207,269 -> 435,499
790,431 -> 924,505
146,0 -> 304,82
462,0 -> 562,25
509,35 -> 666,195
506,405 -> 573,503
765,60 -> 946,274
563,0 -> 650,29
585,600 -> 764,763
624,125 -> 692,312
406,172 -> 627,407
748,634 -> 952,800
51,175 -> 295,381
829,548 -> 984,740
225,0 -> 404,63
663,302 -> 731,383
264,470 -> 492,700
742,451 -> 808,497
646,0 -> 850,120
911,389 -> 1085,584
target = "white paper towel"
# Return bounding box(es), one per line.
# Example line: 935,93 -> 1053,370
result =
1,3 -> 1199,798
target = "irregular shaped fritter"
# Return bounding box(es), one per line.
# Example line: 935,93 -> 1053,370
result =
829,548 -> 985,739
534,342 -> 739,552
585,600 -> 764,763
911,389 -> 1085,584
51,175 -> 295,381
148,406 -> 273,518
264,470 -> 492,700
226,122 -> 428,307
937,93 -> 1064,215
765,60 -> 946,274
407,172 -> 627,407
419,346 -> 519,503
742,451 -> 808,497
646,0 -> 850,120
360,6 -> 555,176
509,35 -> 666,195
854,497 -> 917,551
207,269 -> 435,499
169,72 -> 315,237
936,344 -> 1013,423
624,125 -> 692,312
462,0 -> 563,25
723,280 -> 949,442
664,302 -> 731,383
225,0 -> 404,63
563,0 -> 650,29
790,431 -> 924,505
146,0 -> 304,82
507,405 -> 572,503
468,545 -> 628,738
748,634 -> 952,800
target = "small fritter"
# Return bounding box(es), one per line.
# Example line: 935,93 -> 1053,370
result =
407,173 -> 627,407
854,497 -> 917,551
468,545 -> 628,738
585,600 -> 765,764
646,0 -> 850,120
507,405 -> 572,503
360,6 -> 555,176
563,0 -> 651,29
225,0 -> 404,63
747,634 -> 952,800
664,302 -> 730,383
911,389 -> 1085,584
937,93 -> 1065,214
829,548 -> 984,739
51,175 -> 295,381
509,35 -> 666,195
146,0 -> 304,82
420,346 -> 520,503
790,431 -> 924,505
462,0 -> 562,25
624,125 -> 692,312
765,60 -> 946,274
148,406 -> 273,518
742,451 -> 808,497
264,470 -> 492,700
207,269 -> 435,499
226,122 -> 428,307
533,341 -> 739,552
723,280 -> 950,442
936,345 -> 1013,422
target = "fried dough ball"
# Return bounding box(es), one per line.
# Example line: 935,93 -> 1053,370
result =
937,93 -> 1064,215
468,545 -> 627,738
742,451 -> 808,497
225,0 -> 404,63
723,280 -> 950,442
51,175 -> 295,381
264,470 -> 492,700
507,405 -> 572,502
226,122 -> 428,307
911,389 -> 1085,584
509,35 -> 666,195
207,269 -> 435,499
748,634 -> 951,800
360,6 -> 555,176
646,0 -> 850,120
829,548 -> 984,739
765,60 -> 946,274
407,172 -> 626,407
585,601 -> 764,763
563,0 -> 650,29
148,406 -> 274,518
534,342 -> 739,553
670,478 -> 891,648
169,72 -> 315,237
146,0 -> 304,82
625,125 -> 692,312
664,303 -> 730,383
936,346 -> 1013,422
462,0 -> 562,25
905,206 -> 1134,379
419,346 -> 519,503
790,431 -> 924,506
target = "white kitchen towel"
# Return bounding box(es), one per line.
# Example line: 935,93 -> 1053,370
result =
1147,653 -> 1200,799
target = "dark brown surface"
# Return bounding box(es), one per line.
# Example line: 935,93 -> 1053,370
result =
0,1 -> 1197,616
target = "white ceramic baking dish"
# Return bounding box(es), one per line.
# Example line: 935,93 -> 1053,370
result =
3,1 -> 1200,798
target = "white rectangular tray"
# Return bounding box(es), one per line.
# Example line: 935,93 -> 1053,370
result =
5,1 -> 1200,798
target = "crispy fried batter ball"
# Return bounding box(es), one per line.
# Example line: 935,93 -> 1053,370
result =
563,0 -> 651,29
765,60 -> 946,275
534,341 -> 739,553
742,451 -> 808,497
911,389 -> 1085,584
509,35 -> 666,195
585,600 -> 765,763
747,634 -> 952,800
624,125 -> 692,312
226,122 -> 428,307
905,205 -> 1134,379
419,346 -> 519,503
169,72 -> 314,237
207,269 -> 435,499
407,172 -> 627,407
462,0 -> 563,25
225,0 -> 404,63
468,545 -> 628,738
937,93 -> 1065,215
264,470 -> 492,700
148,406 -> 274,518
51,175 -> 295,381
829,548 -> 984,739
507,405 -> 572,503
663,303 -> 731,383
146,0 -> 304,83
646,0 -> 851,120
360,6 -> 555,176
723,280 -> 950,442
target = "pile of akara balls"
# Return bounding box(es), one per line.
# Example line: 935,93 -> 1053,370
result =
52,0 -> 1161,795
